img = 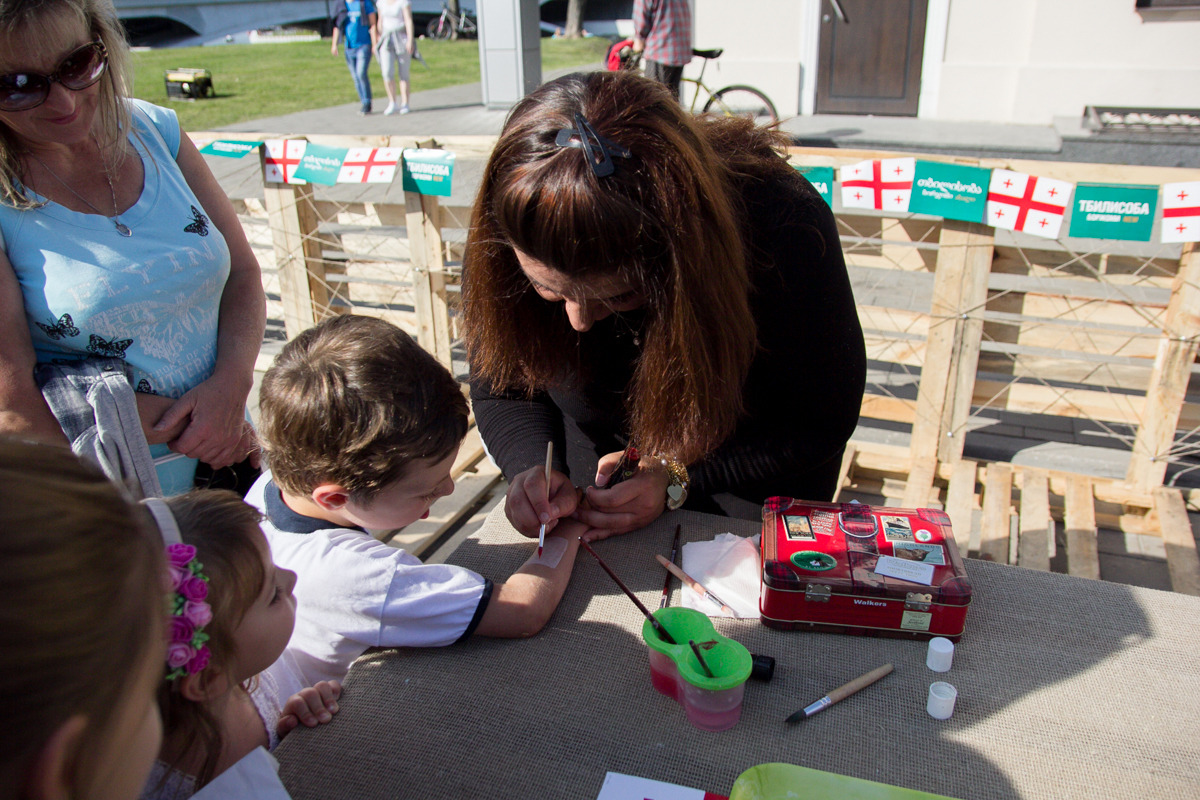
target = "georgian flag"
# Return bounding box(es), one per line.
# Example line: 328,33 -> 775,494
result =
1161,181 -> 1200,243
263,139 -> 308,184
840,158 -> 914,212
985,169 -> 1072,239
336,147 -> 403,184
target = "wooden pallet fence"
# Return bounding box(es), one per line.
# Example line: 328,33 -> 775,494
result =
204,134 -> 1200,585
786,147 -> 1200,496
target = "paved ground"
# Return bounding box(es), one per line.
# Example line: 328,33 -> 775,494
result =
222,67 -> 1200,591
215,63 -> 1200,168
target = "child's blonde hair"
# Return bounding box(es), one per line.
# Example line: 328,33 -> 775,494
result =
0,439 -> 164,792
156,490 -> 266,788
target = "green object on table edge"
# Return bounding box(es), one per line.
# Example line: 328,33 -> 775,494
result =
730,763 -> 962,800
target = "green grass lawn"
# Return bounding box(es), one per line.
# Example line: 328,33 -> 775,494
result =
132,36 -> 611,131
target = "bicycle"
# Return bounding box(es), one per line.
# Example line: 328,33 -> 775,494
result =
426,1 -> 478,40
608,42 -> 778,126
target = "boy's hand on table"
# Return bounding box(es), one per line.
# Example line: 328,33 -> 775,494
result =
277,680 -> 342,737
574,468 -> 670,541
505,465 -> 580,538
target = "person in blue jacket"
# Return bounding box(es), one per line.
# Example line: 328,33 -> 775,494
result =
332,0 -> 379,115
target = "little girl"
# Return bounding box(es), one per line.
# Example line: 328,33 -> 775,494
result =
142,490 -> 341,799
0,439 -> 166,800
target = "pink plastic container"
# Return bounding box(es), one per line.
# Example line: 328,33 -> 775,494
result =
642,608 -> 753,732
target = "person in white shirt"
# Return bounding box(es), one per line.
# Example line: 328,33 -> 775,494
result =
251,314 -> 582,686
375,0 -> 414,114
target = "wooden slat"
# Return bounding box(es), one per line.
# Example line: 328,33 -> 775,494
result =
1017,469 -> 1051,571
899,456 -> 937,508
945,460 -> 977,555
1064,475 -> 1100,580
1152,487 -> 1200,597
980,462 -> 1014,563
831,444 -> 857,503
1128,242 -> 1200,491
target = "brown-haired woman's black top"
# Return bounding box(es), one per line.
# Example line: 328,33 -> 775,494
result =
469,167 -> 866,514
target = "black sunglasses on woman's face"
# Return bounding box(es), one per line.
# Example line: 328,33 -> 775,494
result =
0,40 -> 108,112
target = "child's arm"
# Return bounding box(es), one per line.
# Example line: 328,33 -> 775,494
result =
275,680 -> 342,738
473,521 -> 583,638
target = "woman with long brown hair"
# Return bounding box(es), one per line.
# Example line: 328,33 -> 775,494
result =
463,71 -> 865,539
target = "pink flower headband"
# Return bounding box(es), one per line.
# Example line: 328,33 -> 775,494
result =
143,498 -> 213,681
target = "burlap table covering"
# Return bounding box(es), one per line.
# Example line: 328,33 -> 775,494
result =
276,505 -> 1200,799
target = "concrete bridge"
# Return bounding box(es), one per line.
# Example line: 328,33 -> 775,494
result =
116,0 -> 334,46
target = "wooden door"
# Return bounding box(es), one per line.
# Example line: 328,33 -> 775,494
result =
815,0 -> 928,116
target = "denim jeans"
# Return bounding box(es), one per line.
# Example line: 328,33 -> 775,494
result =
345,44 -> 373,110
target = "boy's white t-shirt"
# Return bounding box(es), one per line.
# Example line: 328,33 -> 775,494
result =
246,472 -> 492,685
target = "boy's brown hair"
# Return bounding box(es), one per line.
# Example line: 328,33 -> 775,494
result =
258,314 -> 469,503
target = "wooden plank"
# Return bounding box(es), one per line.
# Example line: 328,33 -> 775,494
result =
261,152 -> 329,339
1017,469 -> 1051,572
945,460 -> 978,556
911,220 -> 993,468
980,462 -> 1013,563
1128,242 -> 1200,491
831,444 -> 857,503
1064,475 -> 1100,580
1152,486 -> 1200,597
902,456 -> 938,508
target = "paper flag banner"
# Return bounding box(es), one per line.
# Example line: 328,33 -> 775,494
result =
337,147 -> 402,184
986,169 -> 1073,239
793,165 -> 833,207
909,161 -> 990,223
402,149 -> 456,197
841,158 -> 914,212
1161,181 -> 1200,243
263,139 -> 307,184
199,140 -> 261,158
595,772 -> 726,800
1068,183 -> 1157,241
291,143 -> 350,186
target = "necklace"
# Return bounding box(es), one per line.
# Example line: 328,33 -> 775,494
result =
27,151 -> 131,237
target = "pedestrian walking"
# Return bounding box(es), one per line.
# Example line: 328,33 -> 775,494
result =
632,0 -> 692,100
332,0 -> 378,115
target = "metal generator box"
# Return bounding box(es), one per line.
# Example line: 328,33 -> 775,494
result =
760,498 -> 972,640
164,68 -> 213,100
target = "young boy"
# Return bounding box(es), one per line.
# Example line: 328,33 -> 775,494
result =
248,314 -> 581,685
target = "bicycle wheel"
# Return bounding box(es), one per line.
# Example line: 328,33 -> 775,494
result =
703,85 -> 778,126
427,16 -> 453,40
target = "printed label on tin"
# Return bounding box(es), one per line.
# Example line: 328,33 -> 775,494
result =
783,515 -> 815,541
881,515 -> 915,541
892,542 -> 945,565
901,610 -> 932,631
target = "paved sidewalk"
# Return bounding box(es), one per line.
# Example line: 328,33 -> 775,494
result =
215,64 -> 1199,168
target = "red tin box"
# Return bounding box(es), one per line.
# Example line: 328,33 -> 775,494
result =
760,498 -> 972,640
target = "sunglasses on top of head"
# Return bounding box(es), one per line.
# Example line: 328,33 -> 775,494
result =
0,40 -> 108,112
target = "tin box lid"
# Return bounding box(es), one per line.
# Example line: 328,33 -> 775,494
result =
760,497 -> 973,605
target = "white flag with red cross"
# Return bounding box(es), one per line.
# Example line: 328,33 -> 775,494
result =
985,169 -> 1072,239
840,158 -> 914,212
337,147 -> 403,184
263,139 -> 308,184
1161,181 -> 1200,243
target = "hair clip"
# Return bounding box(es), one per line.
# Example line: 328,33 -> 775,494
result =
555,113 -> 631,178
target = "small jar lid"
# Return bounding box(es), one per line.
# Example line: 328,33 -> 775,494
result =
750,653 -> 775,682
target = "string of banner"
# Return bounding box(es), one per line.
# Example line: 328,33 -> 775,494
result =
198,138 -> 456,197
796,159 -> 1197,244
199,139 -> 1196,242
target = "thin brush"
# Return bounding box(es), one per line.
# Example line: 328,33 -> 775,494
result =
579,538 -> 676,644
537,441 -> 553,557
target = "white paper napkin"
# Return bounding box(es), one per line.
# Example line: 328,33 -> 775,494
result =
679,533 -> 761,618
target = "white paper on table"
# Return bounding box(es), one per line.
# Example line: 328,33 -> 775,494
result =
679,533 -> 761,618
595,771 -> 710,800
